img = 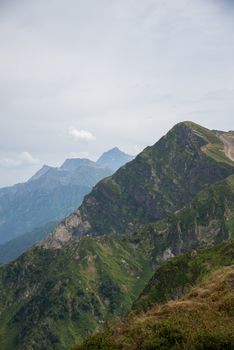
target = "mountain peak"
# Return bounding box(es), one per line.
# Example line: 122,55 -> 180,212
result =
97,147 -> 134,171
60,158 -> 96,171
41,121 -> 234,250
108,146 -> 122,153
166,121 -> 234,165
28,164 -> 52,182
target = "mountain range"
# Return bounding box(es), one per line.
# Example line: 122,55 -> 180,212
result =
0,121 -> 233,350
0,147 -> 133,261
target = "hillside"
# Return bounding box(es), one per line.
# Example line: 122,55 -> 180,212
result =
74,241 -> 234,350
0,235 -> 154,350
1,173 -> 234,349
0,122 -> 234,349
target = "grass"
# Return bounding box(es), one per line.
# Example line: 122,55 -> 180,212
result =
0,235 -> 154,350
74,251 -> 234,350
133,239 -> 234,313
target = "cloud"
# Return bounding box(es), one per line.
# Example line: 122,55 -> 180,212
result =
0,152 -> 40,168
68,127 -> 96,142
0,0 -> 234,186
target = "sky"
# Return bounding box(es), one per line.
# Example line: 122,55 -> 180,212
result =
0,0 -> 234,186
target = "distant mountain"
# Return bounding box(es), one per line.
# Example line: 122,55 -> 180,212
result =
0,221 -> 58,265
97,147 -> 134,171
0,148 -> 133,245
0,122 -> 234,349
60,159 -> 97,172
28,164 -> 52,182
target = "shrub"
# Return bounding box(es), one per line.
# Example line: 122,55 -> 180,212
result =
142,322 -> 185,350
74,333 -> 118,350
195,333 -> 234,350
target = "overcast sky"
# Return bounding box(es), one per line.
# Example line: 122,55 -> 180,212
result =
0,0 -> 234,186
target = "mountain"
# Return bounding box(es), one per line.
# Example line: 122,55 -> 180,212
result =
0,121 -> 234,349
60,159 -> 97,172
96,147 -> 134,171
0,166 -> 110,245
0,221 -> 58,265
28,164 -> 52,182
1,173 -> 234,349
0,148 -> 133,245
42,121 -> 234,249
75,240 -> 234,350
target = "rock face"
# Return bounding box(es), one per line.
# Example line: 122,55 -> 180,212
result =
219,133 -> 234,161
38,213 -> 93,249
42,121 -> 234,249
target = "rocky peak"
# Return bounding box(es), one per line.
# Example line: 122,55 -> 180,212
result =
28,164 -> 53,182
96,147 -> 134,171
60,158 -> 97,171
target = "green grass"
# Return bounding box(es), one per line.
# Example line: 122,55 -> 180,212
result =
182,121 -> 234,165
0,235 -> 154,350
133,239 -> 234,313
74,243 -> 234,350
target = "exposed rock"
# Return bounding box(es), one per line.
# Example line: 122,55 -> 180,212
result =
220,133 -> 234,162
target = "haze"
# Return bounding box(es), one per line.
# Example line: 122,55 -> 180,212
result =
0,0 -> 233,186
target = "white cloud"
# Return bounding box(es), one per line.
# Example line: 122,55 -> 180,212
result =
0,152 -> 40,168
68,127 -> 96,142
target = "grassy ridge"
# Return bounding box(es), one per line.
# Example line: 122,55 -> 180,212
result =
133,239 -> 234,312
74,241 -> 234,350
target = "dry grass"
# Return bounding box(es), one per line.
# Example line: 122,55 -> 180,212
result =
108,266 -> 234,350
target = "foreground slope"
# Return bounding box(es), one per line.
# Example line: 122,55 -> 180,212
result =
0,122 -> 234,349
75,241 -> 234,350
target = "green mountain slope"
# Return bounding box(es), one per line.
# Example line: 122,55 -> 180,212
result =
74,240 -> 234,350
0,235 -> 153,350
43,122 -> 234,248
0,122 -> 234,349
136,173 -> 234,268
133,232 -> 234,313
0,175 -> 234,349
